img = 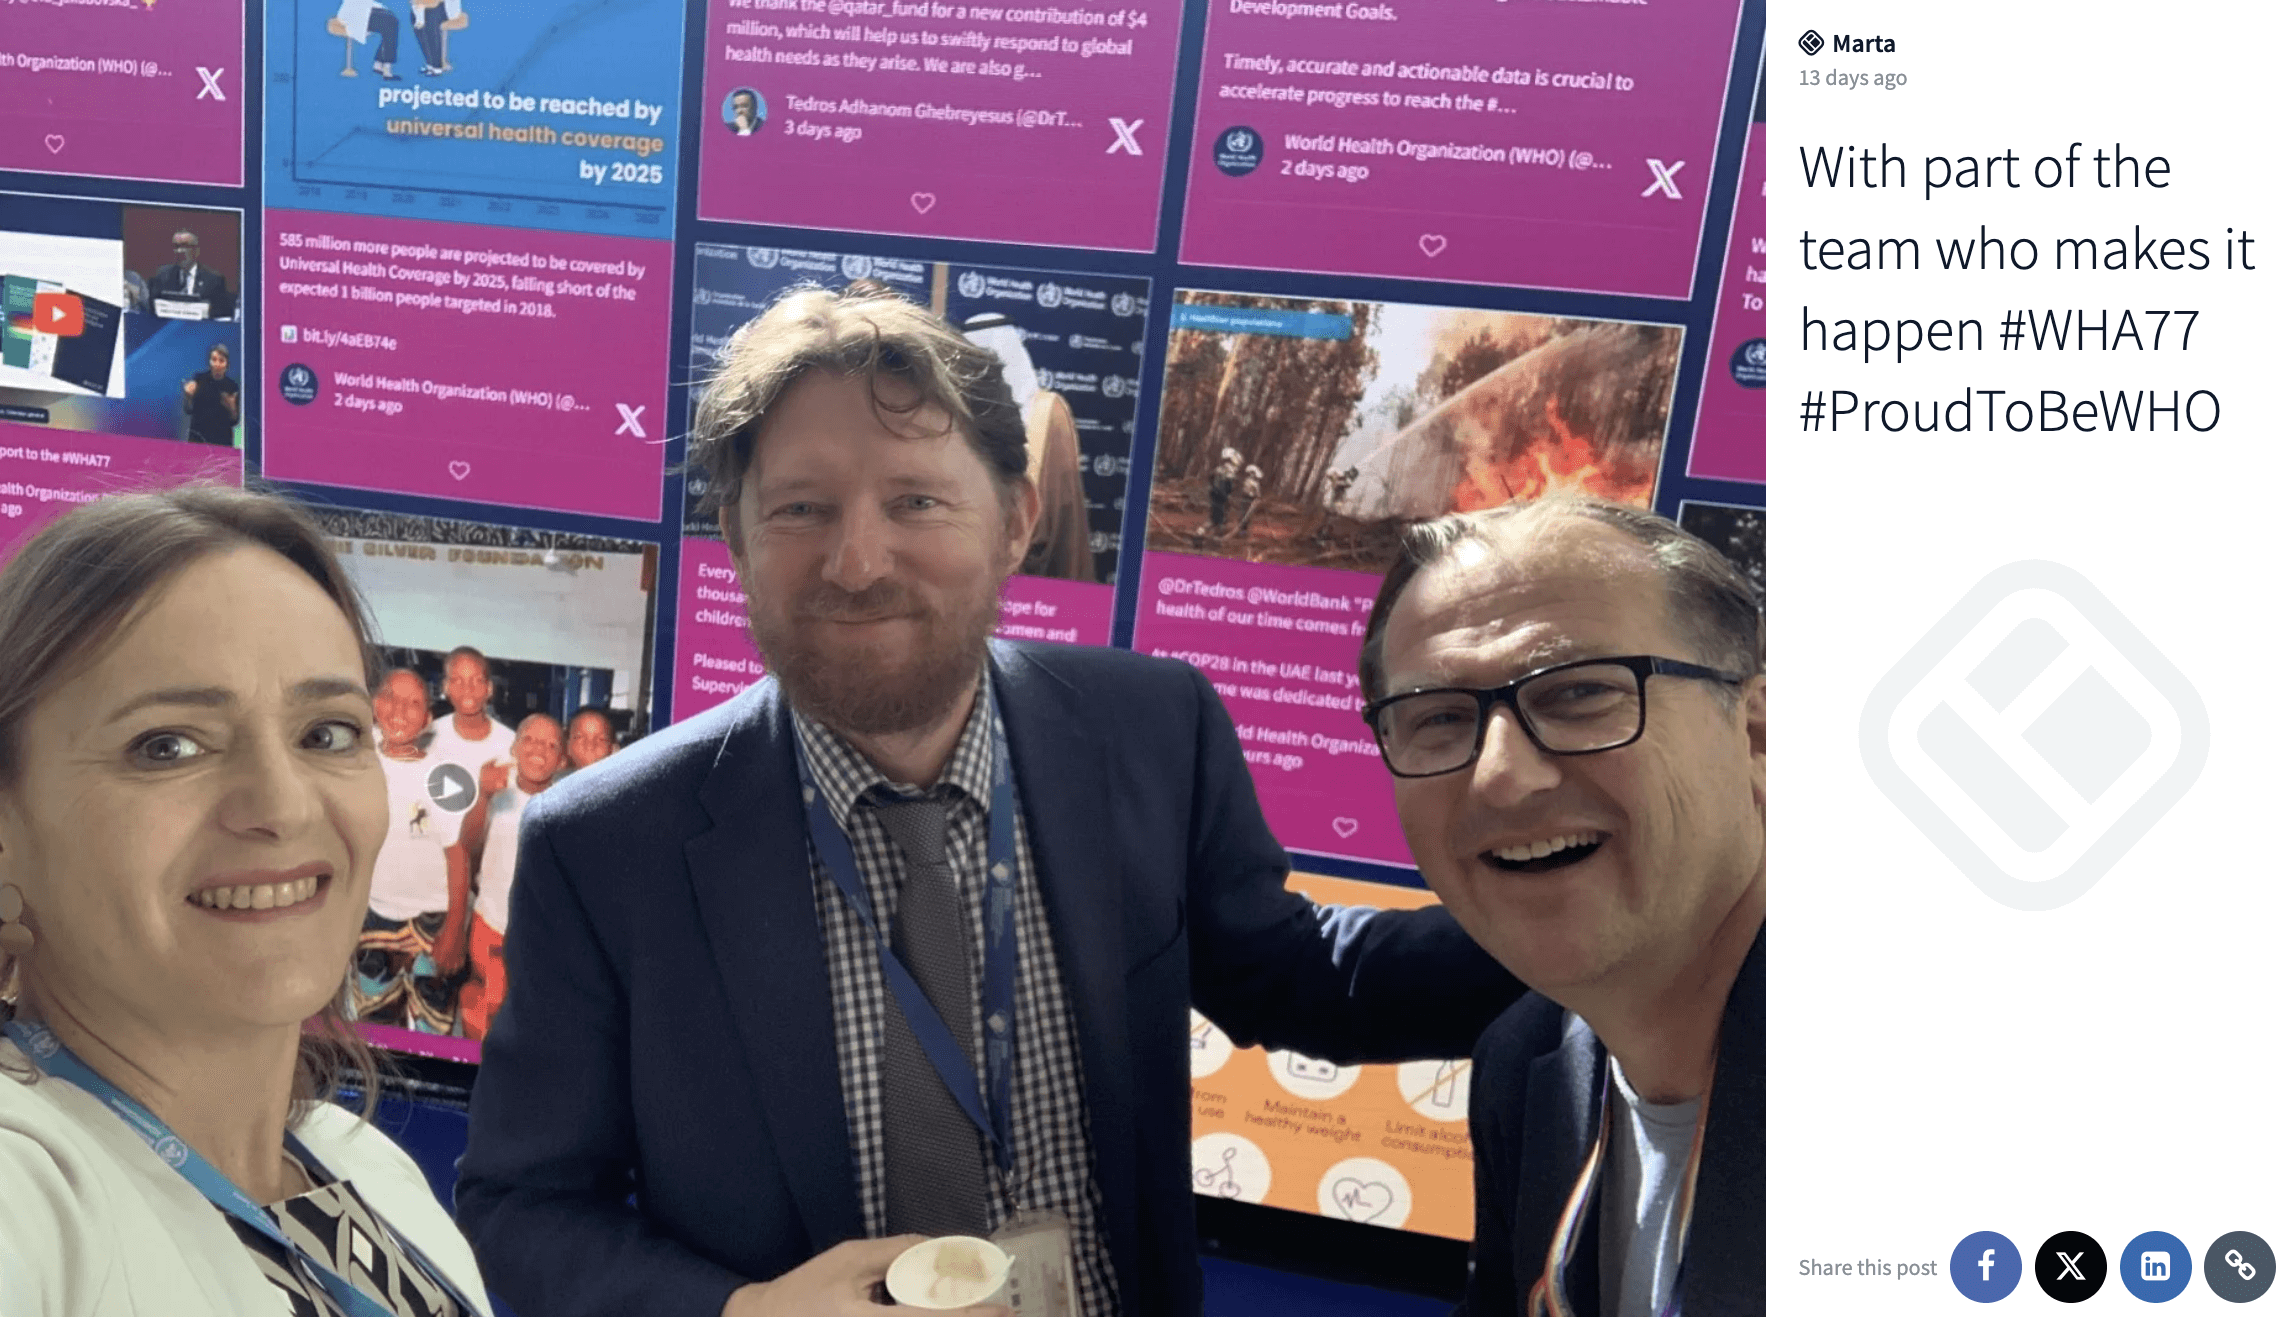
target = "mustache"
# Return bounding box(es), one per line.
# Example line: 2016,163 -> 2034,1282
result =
799,582 -> 918,621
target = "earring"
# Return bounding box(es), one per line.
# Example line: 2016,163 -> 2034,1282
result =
0,883 -> 31,956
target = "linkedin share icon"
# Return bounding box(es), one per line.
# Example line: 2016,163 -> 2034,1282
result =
1951,1231 -> 2022,1302
2120,1231 -> 2191,1303
2036,1231 -> 2106,1302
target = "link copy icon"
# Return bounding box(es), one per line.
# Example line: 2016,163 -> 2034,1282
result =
1861,562 -> 2207,910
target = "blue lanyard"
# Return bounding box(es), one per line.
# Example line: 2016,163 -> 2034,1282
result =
792,704 -> 1019,1176
2,1019 -> 479,1317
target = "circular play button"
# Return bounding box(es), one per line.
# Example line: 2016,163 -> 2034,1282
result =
2036,1231 -> 2106,1302
426,762 -> 477,814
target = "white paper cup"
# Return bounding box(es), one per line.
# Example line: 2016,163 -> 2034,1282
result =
885,1235 -> 1013,1309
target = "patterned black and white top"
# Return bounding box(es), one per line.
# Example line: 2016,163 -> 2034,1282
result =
793,684 -> 1119,1317
222,1149 -> 467,1317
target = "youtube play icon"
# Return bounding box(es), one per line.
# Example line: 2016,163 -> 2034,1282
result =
32,291 -> 85,337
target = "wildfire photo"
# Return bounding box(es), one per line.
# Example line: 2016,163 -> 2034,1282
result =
1147,292 -> 1682,572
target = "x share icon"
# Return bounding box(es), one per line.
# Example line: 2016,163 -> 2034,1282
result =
2039,1231 -> 2105,1302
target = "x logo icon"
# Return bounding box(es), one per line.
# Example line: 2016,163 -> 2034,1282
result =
196,67 -> 226,101
1107,118 -> 1144,156
1641,158 -> 1685,199
2056,1252 -> 2085,1281
614,403 -> 647,438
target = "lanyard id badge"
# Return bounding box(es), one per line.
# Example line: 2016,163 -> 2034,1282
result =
792,698 -> 1021,1175
992,1209 -> 1078,1317
3,1018 -> 481,1317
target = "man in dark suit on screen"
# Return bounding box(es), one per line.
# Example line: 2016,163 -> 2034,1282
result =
455,281 -> 1523,1317
147,230 -> 232,319
1359,498 -> 1765,1317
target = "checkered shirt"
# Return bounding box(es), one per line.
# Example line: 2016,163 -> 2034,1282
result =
793,687 -> 1120,1317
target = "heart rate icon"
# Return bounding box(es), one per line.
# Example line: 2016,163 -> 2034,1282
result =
447,460 -> 471,481
1417,234 -> 1447,258
44,134 -> 66,154
1330,1178 -> 1394,1223
1330,817 -> 1359,839
909,192 -> 937,214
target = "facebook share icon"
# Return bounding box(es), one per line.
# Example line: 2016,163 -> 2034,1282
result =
1952,1231 -> 2023,1302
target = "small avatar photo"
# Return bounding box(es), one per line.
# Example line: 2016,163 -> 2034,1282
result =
723,87 -> 765,137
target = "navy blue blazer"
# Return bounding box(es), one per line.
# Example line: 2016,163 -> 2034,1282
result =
456,641 -> 1524,1317
1460,930 -> 1764,1317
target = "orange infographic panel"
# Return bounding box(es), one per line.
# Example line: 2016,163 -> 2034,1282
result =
1188,870 -> 1473,1240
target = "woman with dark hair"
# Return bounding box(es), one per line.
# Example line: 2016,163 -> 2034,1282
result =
182,343 -> 241,446
0,486 -> 490,1316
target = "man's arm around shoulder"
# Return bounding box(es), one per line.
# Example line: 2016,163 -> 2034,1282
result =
1171,660 -> 1523,1063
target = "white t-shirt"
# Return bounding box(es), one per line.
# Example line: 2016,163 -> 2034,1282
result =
472,784 -> 533,934
424,715 -> 516,823
1599,1055 -> 1702,1317
333,0 -> 379,43
367,752 -> 453,921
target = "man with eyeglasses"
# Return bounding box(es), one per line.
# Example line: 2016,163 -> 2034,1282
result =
147,230 -> 234,320
1360,496 -> 1764,1317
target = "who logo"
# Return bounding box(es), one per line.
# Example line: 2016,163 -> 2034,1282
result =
1860,561 -> 2206,910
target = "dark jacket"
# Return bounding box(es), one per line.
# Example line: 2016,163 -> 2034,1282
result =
456,641 -> 1524,1317
1463,930 -> 1764,1316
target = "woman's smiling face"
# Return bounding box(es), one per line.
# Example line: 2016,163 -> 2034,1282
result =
0,545 -> 386,1036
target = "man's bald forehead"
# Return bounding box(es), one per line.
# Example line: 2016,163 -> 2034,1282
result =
1473,505 -> 1660,578
1381,509 -> 1678,684
1409,512 -> 1665,618
517,713 -> 562,737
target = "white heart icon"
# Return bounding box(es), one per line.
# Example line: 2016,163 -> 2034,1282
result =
1331,1178 -> 1394,1222
44,135 -> 66,154
1418,234 -> 1448,258
910,192 -> 937,214
447,460 -> 472,481
1331,817 -> 1360,839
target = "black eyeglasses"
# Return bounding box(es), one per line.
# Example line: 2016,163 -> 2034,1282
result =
1361,655 -> 1745,779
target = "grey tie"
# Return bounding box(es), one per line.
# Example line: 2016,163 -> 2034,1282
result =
871,795 -> 994,1237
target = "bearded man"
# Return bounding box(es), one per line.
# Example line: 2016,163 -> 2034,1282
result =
455,282 -> 1524,1317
